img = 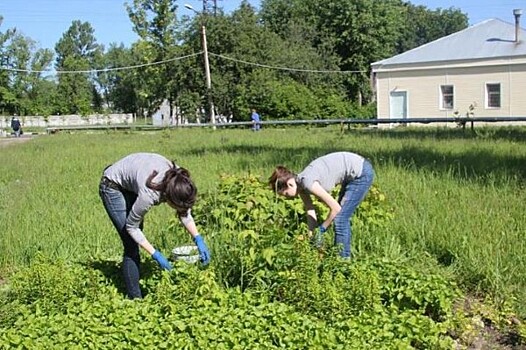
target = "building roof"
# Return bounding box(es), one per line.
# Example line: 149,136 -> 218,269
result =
372,18 -> 526,67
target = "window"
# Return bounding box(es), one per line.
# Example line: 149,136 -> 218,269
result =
486,83 -> 501,108
440,85 -> 454,110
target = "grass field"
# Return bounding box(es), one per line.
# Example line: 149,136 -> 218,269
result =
1,125 -> 525,347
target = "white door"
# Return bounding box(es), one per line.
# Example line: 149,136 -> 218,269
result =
390,91 -> 407,119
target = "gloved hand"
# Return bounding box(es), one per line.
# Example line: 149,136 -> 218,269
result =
151,250 -> 173,271
314,225 -> 327,248
193,235 -> 211,265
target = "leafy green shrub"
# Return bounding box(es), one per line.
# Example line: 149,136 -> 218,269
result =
370,257 -> 461,321
2,247 -> 520,349
196,173 -> 307,233
3,253 -> 102,311
2,173 -> 522,349
192,173 -> 393,292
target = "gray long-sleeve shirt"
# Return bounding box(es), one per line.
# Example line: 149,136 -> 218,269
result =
103,153 -> 194,244
297,152 -> 365,193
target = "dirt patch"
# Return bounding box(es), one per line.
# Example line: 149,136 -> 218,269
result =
454,296 -> 526,350
0,136 -> 34,148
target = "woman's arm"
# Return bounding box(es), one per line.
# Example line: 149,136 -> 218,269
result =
308,181 -> 341,229
126,196 -> 157,254
180,216 -> 199,237
179,210 -> 211,265
139,240 -> 156,255
179,210 -> 199,237
299,190 -> 318,232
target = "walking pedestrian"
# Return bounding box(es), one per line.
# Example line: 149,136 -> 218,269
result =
251,109 -> 261,131
11,116 -> 21,137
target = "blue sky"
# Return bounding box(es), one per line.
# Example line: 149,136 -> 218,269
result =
0,0 -> 524,51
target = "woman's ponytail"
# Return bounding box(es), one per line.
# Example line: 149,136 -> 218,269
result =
146,165 -> 197,211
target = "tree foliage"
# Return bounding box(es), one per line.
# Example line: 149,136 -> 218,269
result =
126,0 -> 187,119
0,0 -> 468,120
54,20 -> 102,115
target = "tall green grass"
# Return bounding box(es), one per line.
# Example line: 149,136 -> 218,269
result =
1,126 -> 525,313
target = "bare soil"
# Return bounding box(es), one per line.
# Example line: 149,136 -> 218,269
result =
0,136 -> 34,148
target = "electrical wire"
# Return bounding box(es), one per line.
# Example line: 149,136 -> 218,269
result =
209,52 -> 365,73
0,51 -> 364,75
0,51 -> 203,74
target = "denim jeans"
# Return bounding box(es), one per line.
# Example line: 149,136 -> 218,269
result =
99,179 -> 143,299
333,160 -> 375,258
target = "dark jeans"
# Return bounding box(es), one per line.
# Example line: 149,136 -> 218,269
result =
99,178 -> 143,299
334,160 -> 375,258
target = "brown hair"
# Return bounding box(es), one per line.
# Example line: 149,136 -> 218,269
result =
146,166 -> 197,212
268,166 -> 295,193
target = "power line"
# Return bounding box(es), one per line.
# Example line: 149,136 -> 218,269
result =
209,52 -> 365,73
0,51 -> 364,75
0,52 -> 203,74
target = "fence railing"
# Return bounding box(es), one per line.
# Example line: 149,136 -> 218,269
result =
45,116 -> 526,134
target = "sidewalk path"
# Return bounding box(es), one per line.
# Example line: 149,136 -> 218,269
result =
0,136 -> 34,148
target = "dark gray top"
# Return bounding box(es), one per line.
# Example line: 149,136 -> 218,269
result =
103,153 -> 193,244
297,152 -> 365,193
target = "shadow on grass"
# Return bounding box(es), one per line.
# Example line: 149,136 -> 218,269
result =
187,142 -> 526,183
83,258 -> 160,298
368,145 -> 526,182
353,126 -> 526,144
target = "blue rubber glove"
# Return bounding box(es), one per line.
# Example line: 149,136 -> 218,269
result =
152,250 -> 173,271
315,225 -> 327,248
193,235 -> 211,265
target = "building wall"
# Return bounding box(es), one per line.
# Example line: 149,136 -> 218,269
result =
374,59 -> 526,119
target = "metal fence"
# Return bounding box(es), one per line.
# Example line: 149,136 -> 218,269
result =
45,116 -> 526,134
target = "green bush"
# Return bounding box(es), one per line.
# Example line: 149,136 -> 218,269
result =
1,173 -> 523,349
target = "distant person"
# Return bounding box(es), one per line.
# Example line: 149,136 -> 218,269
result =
10,116 -> 21,137
251,109 -> 261,131
99,152 -> 211,299
268,152 -> 374,258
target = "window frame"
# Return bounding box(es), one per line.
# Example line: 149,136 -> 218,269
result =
439,84 -> 455,110
485,82 -> 501,109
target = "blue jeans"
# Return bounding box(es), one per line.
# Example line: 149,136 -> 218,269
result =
333,160 -> 375,258
99,178 -> 143,299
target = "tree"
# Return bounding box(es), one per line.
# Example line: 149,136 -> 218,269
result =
8,33 -> 54,115
259,0 -> 467,105
126,0 -> 186,119
99,43 -> 138,114
396,3 -> 468,54
0,17 -> 55,116
183,0 -> 348,121
55,20 -> 102,115
0,18 -> 17,115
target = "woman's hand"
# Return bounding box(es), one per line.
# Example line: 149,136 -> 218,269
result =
151,250 -> 173,270
314,225 -> 327,248
193,235 -> 211,265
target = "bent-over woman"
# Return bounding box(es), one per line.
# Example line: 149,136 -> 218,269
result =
269,152 -> 374,258
99,152 -> 210,299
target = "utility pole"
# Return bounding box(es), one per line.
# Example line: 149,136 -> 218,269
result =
201,24 -> 216,128
184,4 -> 216,128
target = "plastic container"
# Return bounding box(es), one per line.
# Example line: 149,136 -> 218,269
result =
172,245 -> 199,264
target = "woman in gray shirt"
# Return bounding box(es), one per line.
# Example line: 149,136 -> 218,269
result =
99,152 -> 210,299
269,152 -> 374,258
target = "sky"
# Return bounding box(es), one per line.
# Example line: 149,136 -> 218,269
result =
0,0 -> 524,51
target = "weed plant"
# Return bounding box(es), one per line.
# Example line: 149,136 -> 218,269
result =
0,126 -> 525,348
